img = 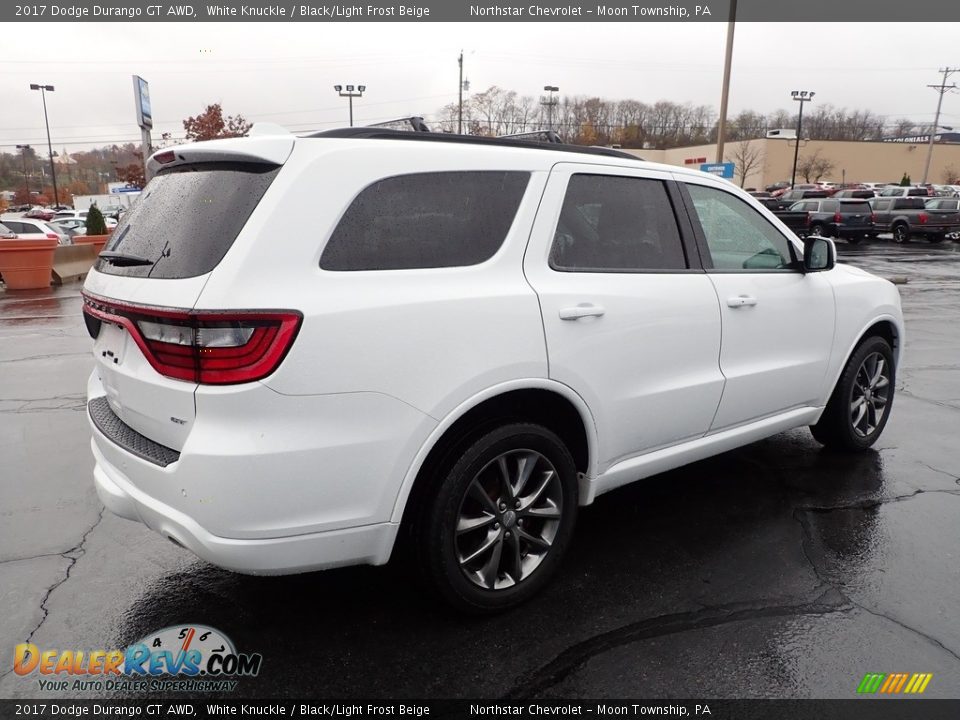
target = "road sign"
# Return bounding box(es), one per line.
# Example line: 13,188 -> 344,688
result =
700,162 -> 735,179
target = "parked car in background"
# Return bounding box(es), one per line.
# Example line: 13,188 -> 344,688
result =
861,183 -> 891,194
787,198 -> 874,244
925,198 -> 960,212
772,183 -> 821,198
931,185 -> 959,197
879,186 -> 933,198
833,189 -> 875,199
765,181 -> 791,194
52,210 -> 88,221
774,188 -> 829,210
0,216 -> 70,244
24,207 -> 56,221
50,215 -> 117,234
869,196 -> 960,242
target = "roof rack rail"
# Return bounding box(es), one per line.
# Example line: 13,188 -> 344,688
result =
366,116 -> 431,132
306,127 -> 641,160
497,130 -> 564,144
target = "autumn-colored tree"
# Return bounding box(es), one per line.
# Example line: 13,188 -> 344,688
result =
183,103 -> 252,142
0,197 -> 8,213
116,132 -> 173,190
14,188 -> 32,205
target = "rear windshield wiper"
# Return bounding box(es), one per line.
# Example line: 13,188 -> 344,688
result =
98,251 -> 154,267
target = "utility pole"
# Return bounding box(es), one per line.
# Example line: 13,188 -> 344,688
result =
16,144 -> 31,199
541,86 -> 559,132
922,67 -> 957,185
715,0 -> 737,164
458,51 -> 463,134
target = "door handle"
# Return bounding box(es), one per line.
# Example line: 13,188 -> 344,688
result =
559,304 -> 606,321
726,295 -> 758,308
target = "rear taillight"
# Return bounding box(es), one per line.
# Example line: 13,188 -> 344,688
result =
82,292 -> 302,385
918,212 -> 928,224
46,233 -> 59,240
834,212 -> 842,223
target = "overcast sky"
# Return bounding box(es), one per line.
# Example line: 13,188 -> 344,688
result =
2,22 -> 957,154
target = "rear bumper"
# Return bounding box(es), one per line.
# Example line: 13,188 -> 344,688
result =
93,438 -> 399,574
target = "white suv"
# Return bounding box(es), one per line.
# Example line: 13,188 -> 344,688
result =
83,127 -> 904,612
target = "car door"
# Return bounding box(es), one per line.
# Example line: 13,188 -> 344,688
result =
523,164 -> 725,472
677,178 -> 836,431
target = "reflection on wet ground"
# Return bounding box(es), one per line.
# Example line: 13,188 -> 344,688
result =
1,242 -> 958,699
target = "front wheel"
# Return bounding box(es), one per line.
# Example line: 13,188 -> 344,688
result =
419,423 -> 579,613
811,336 -> 895,451
892,224 -> 910,244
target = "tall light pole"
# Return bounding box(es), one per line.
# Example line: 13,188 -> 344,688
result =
922,67 -> 957,185
715,0 -> 737,163
334,84 -> 365,127
790,90 -> 815,189
458,51 -> 464,134
15,144 -> 31,200
541,86 -> 559,133
29,83 -> 59,207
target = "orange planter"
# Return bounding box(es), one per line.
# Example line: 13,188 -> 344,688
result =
75,234 -> 111,255
0,238 -> 59,290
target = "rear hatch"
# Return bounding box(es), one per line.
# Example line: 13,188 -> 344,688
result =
83,136 -> 292,451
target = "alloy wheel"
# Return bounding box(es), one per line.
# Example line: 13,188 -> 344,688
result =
454,449 -> 563,590
850,351 -> 890,438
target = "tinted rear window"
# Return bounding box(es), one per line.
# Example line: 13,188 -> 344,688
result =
96,162 -> 280,279
839,201 -> 871,213
320,171 -> 530,271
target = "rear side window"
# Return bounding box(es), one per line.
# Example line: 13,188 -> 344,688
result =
549,174 -> 687,271
894,198 -> 925,210
96,162 -> 280,279
320,171 -> 530,271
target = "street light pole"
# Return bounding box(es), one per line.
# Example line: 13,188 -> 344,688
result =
15,144 -> 31,199
790,90 -> 815,189
458,51 -> 464,134
715,0 -> 737,163
29,83 -> 59,207
541,86 -> 559,133
334,84 -> 366,127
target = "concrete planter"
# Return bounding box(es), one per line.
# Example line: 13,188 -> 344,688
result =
0,238 -> 59,290
74,233 -> 111,255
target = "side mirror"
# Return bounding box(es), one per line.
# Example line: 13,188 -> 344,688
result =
803,236 -> 835,272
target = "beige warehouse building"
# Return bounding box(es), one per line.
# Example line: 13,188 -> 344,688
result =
626,138 -> 960,190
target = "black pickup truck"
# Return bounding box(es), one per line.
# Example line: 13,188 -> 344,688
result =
770,198 -> 874,242
869,196 -> 960,243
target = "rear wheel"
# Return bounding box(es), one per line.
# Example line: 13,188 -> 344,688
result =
892,224 -> 910,244
809,223 -> 825,237
418,423 -> 578,613
811,336 -> 895,451
846,236 -> 862,245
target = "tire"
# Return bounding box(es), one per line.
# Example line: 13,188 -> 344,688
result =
810,336 -> 895,451
418,422 -> 578,613
892,224 -> 909,244
809,223 -> 824,237
847,236 -> 862,245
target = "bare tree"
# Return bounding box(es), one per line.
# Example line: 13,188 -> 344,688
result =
726,140 -> 764,188
797,149 -> 835,182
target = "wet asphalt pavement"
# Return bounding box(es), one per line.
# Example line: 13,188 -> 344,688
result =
1,241 -> 959,701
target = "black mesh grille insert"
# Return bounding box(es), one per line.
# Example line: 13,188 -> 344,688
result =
88,396 -> 181,467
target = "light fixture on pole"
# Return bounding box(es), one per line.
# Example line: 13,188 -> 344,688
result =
29,83 -> 59,207
334,84 -> 365,127
790,90 -> 815,189
541,86 -> 559,133
15,144 -> 31,199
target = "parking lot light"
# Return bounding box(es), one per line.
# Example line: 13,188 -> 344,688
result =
29,84 -> 59,207
335,84 -> 365,127
790,90 -> 816,189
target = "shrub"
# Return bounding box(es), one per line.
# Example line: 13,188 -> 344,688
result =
899,173 -> 911,186
85,204 -> 108,235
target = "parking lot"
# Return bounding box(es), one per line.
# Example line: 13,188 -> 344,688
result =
1,240 -> 958,700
